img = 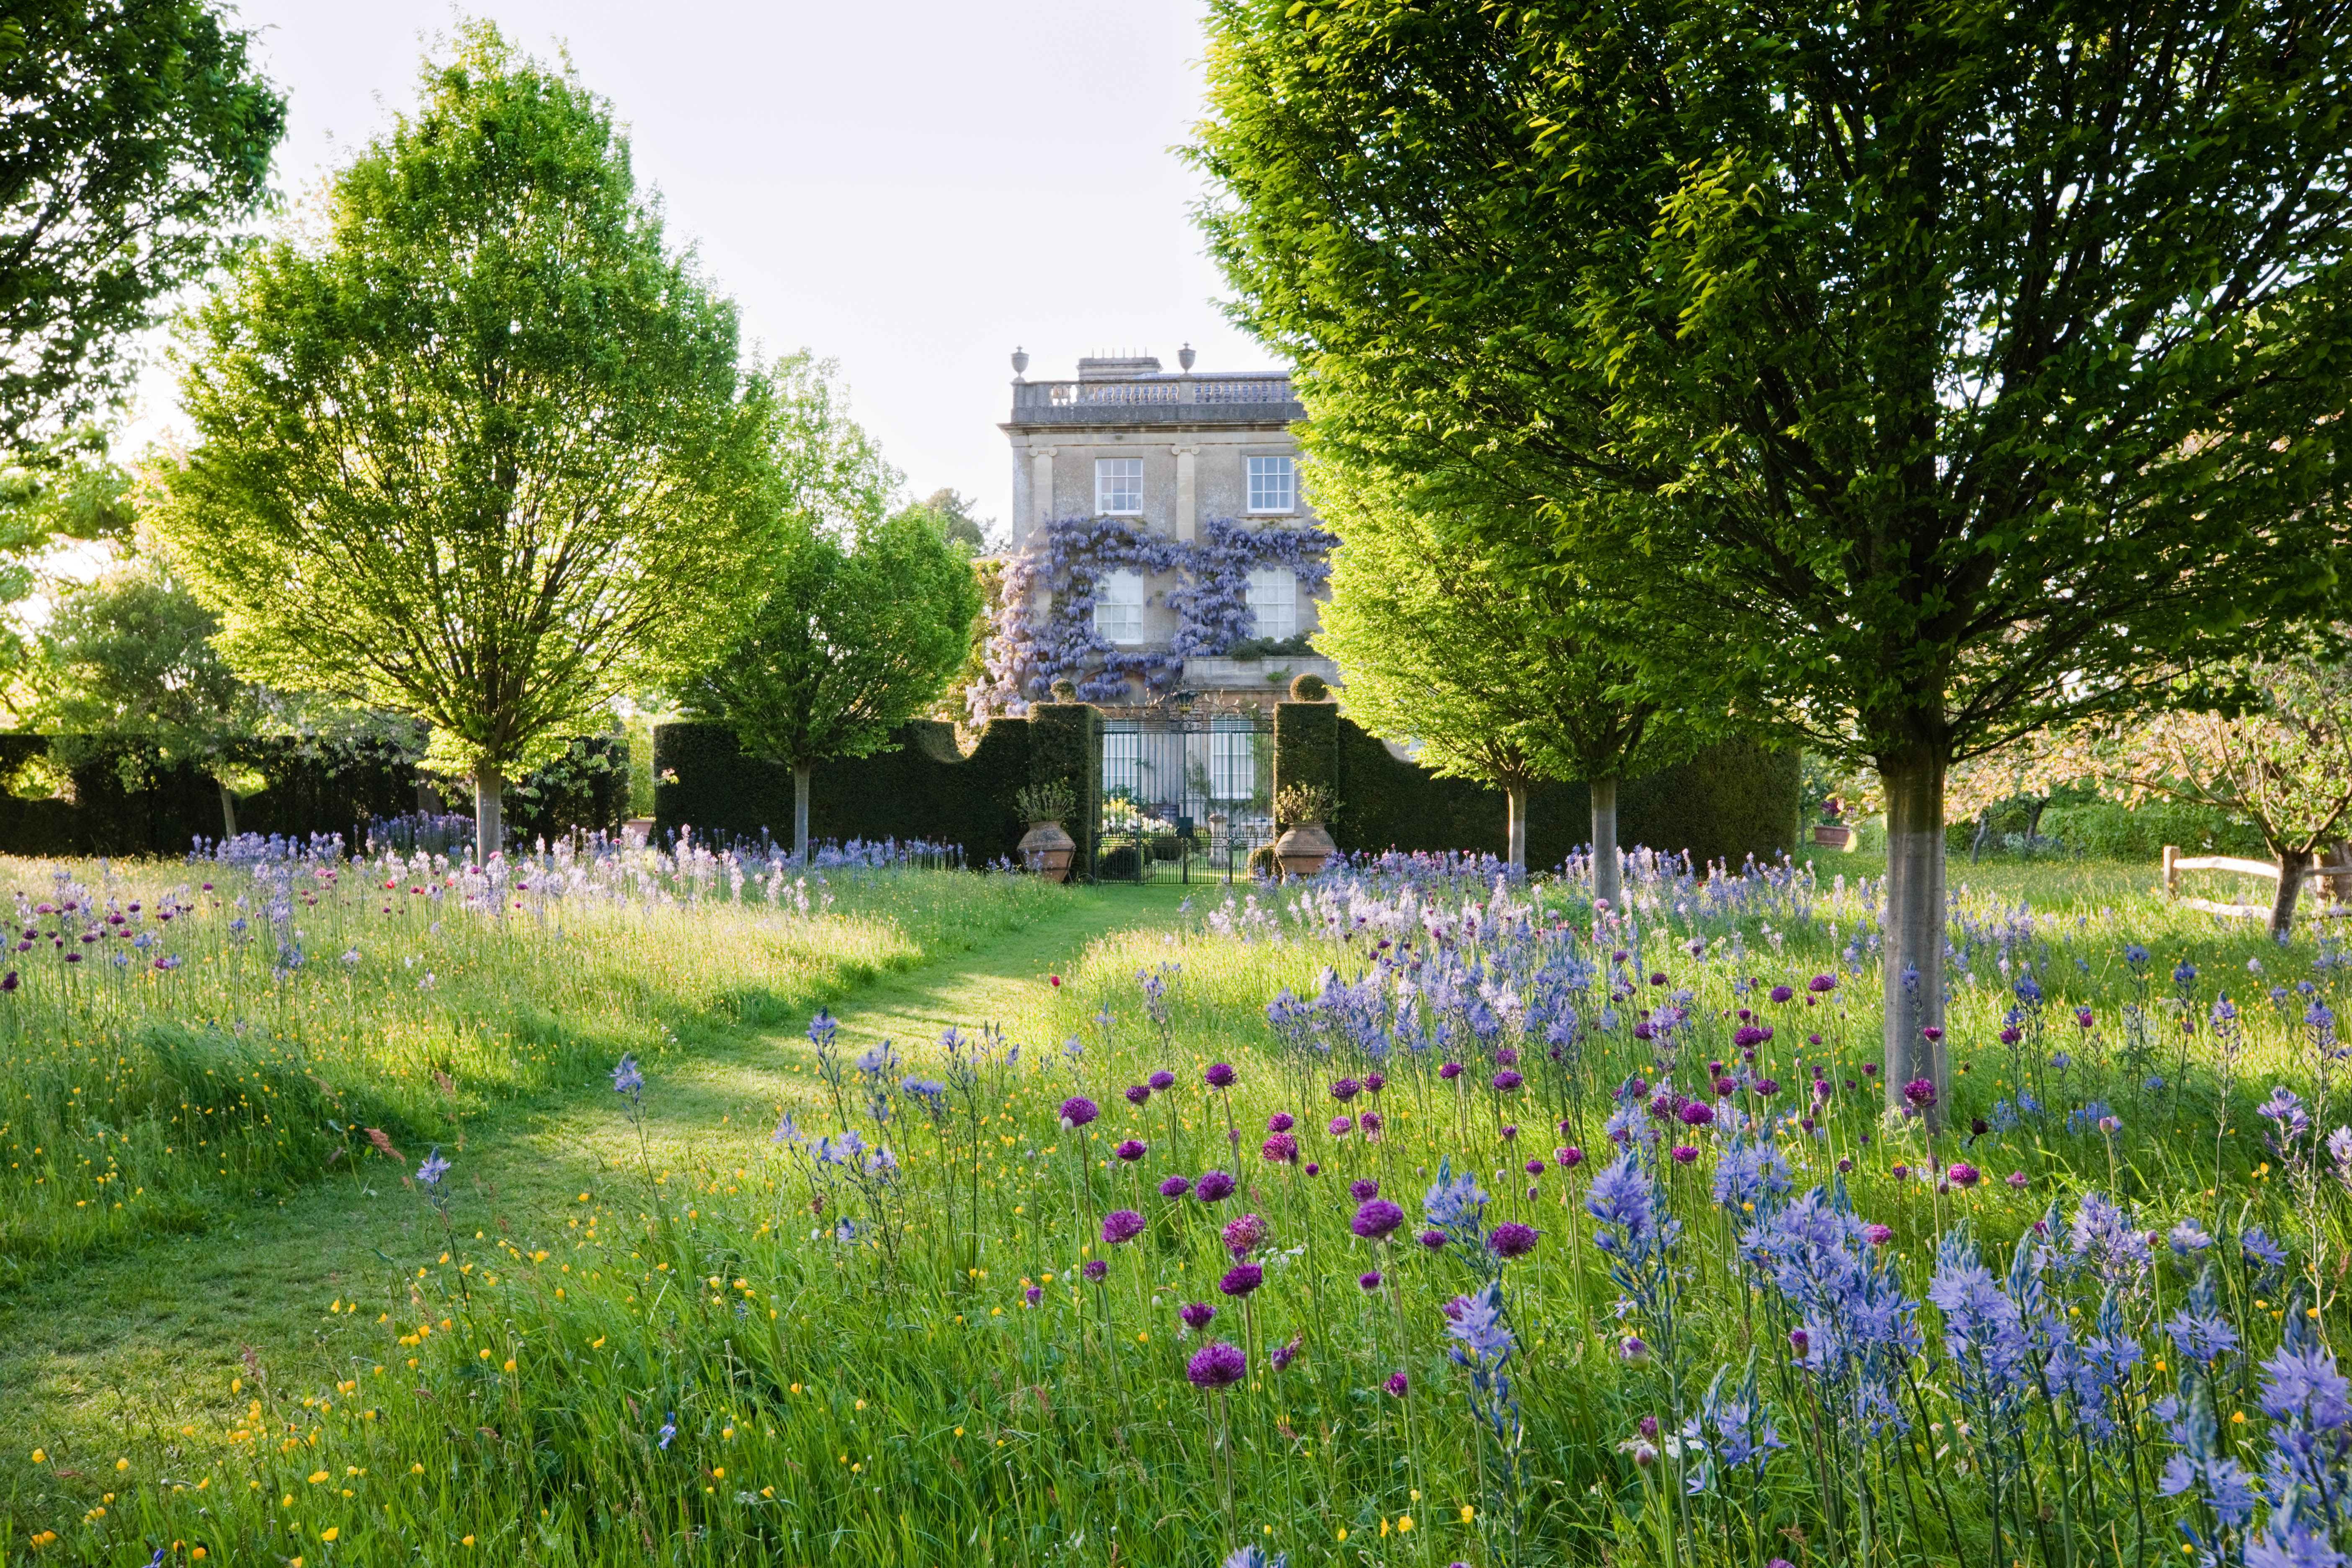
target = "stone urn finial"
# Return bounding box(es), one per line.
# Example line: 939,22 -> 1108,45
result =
1011,346 -> 1029,377
1178,343 -> 1197,371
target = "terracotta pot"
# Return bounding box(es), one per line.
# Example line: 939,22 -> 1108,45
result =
1018,820 -> 1076,882
1274,821 -> 1337,878
1811,823 -> 1855,850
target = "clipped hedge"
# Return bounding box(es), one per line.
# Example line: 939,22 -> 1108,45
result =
0,735 -> 627,857
1276,703 -> 1799,869
653,717 -> 1037,866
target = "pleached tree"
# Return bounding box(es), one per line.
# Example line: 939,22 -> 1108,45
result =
1194,0 -> 2352,1115
154,24 -> 781,863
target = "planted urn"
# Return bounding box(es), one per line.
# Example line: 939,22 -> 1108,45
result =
1014,779 -> 1077,883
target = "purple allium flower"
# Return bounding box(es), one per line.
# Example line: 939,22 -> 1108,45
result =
1438,1062 -> 1463,1081
1218,1262 -> 1264,1297
1788,1327 -> 1809,1357
1620,1335 -> 1649,1364
1060,1096 -> 1099,1128
1752,1078 -> 1779,1098
1680,1102 -> 1715,1127
1024,1285 -> 1043,1306
1124,1083 -> 1151,1106
1488,1222 -> 1540,1259
1947,1163 -> 1981,1188
1116,1139 -> 1148,1162
1638,1414 -> 1659,1440
1359,1270 -> 1384,1292
2076,1007 -> 2094,1029
1715,1075 -> 1739,1096
2007,1171 -> 2030,1189
1328,1116 -> 1354,1136
1769,984 -> 1794,1003
1330,1077 -> 1362,1101
1158,1175 -> 1193,1199
1205,1063 -> 1237,1090
1525,1159 -> 1545,1176
1492,1069 -> 1524,1092
1269,1336 -> 1302,1371
1671,1145 -> 1698,1165
1419,1228 -> 1447,1250
1186,1341 -> 1247,1389
1354,1198 -> 1406,1240
1360,1110 -> 1383,1134
1383,1371 -> 1409,1397
1862,1062 -> 1879,1077
1221,1212 -> 1269,1257
1148,1070 -> 1176,1091
1102,1209 -> 1147,1246
1179,1301 -> 1216,1331
1891,1164 -> 1911,1180
1864,1224 -> 1894,1246
1836,1157 -> 1854,1173
1560,1146 -> 1585,1169
1999,1026 -> 2022,1046
1304,1162 -> 1320,1175
1902,1078 -> 1937,1111
1733,1025 -> 1767,1049
1364,1072 -> 1385,1093
1261,1132 -> 1299,1164
1498,1123 -> 1517,1141
1268,1112 -> 1295,1133
1195,1169 -> 1237,1203
1083,1259 -> 1108,1281
1349,1178 -> 1380,1201
1921,1025 -> 1944,1043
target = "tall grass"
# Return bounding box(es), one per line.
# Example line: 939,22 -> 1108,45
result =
17,849 -> 2352,1567
0,837 -> 1064,1285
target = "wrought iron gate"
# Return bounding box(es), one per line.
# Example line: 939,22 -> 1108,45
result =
1095,709 -> 1276,883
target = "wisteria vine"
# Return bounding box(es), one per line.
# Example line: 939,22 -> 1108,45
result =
973,515 -> 1340,713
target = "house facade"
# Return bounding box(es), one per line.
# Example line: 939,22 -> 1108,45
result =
997,348 -> 1341,717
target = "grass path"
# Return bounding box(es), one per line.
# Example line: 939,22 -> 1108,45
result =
2,881 -> 1194,1486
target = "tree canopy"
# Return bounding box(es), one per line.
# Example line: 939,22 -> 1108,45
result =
676,504 -> 982,859
37,559 -> 262,835
152,23 -> 783,861
0,0 -> 284,454
1313,469 -> 1689,883
1194,0 -> 2352,1109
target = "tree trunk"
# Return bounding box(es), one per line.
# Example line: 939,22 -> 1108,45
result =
1505,784 -> 1527,873
217,779 -> 238,841
1968,808 -> 1992,863
1880,754 -> 1947,1128
1591,774 -> 1620,911
794,763 -> 812,864
474,761 -> 505,865
2270,848 -> 2310,941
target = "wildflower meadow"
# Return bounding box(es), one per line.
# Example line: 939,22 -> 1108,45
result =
10,843 -> 2352,1568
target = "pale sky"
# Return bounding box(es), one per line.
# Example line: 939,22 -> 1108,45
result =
124,0 -> 1270,545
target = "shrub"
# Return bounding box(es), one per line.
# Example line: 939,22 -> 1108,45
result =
1014,779 -> 1074,825
2039,799 -> 2267,860
1287,671 -> 1331,701
1275,781 -> 1336,826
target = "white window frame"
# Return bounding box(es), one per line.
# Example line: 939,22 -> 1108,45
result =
1103,730 -> 1142,796
1209,728 -> 1256,801
1247,454 -> 1296,514
1096,457 -> 1144,516
1245,567 -> 1296,641
1093,568 -> 1145,644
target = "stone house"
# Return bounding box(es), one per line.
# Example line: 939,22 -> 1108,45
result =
998,347 -> 1342,716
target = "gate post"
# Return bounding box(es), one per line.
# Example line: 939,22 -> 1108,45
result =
1030,701 -> 1103,883
1274,699 -> 1341,841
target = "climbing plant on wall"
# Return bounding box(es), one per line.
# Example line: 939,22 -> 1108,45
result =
972,516 -> 1338,716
